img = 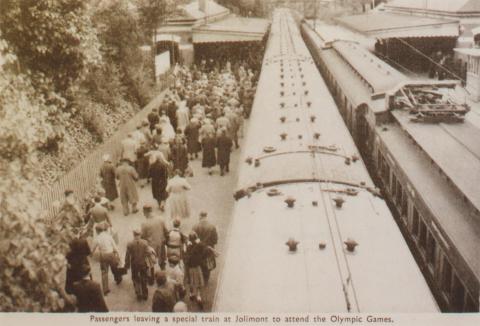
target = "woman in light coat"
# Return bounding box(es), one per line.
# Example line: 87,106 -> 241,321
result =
166,170 -> 191,219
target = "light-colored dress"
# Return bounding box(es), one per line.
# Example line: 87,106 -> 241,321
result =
166,176 -> 191,219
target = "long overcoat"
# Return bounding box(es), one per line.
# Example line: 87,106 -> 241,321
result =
201,136 -> 216,168
99,161 -> 118,201
216,134 -> 232,166
116,164 -> 139,203
150,160 -> 169,202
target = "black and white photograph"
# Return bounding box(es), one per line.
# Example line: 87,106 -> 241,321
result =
0,0 -> 479,325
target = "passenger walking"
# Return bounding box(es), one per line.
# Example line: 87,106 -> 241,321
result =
184,232 -> 208,310
135,140 -> 150,187
170,137 -> 189,177
87,196 -> 113,236
166,219 -> 186,261
201,132 -> 217,175
116,159 -> 139,216
91,224 -> 123,295
121,133 -> 138,165
125,228 -> 150,301
99,154 -> 118,207
193,212 -> 218,283
65,237 -> 91,295
151,271 -> 176,312
141,204 -> 168,270
166,170 -> 191,219
148,108 -> 160,133
184,118 -> 201,160
216,129 -> 233,176
165,255 -> 185,300
149,153 -> 169,210
72,264 -> 109,312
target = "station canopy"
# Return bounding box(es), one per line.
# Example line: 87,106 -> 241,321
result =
192,16 -> 270,44
335,12 -> 459,39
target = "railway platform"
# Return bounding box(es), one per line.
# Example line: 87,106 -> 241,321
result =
89,139 -> 244,312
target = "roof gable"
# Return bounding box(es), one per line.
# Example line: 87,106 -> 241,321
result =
387,0 -> 480,13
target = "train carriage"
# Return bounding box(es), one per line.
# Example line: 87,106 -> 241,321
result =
213,9 -> 438,312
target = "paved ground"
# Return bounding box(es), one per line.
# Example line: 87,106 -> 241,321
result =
89,140 -> 244,312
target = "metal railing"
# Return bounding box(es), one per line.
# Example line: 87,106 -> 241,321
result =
40,72 -> 174,219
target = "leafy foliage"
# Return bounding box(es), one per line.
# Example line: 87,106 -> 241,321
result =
0,0 -> 101,93
0,42 -> 73,312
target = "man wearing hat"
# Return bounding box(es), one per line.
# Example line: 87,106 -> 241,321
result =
151,271 -> 176,312
141,204 -> 168,270
116,159 -> 139,216
193,211 -> 218,283
72,264 -> 108,312
125,227 -> 150,301
91,223 -> 123,295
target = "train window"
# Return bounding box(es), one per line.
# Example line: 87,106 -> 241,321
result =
412,207 -> 420,237
442,257 -> 452,296
419,220 -> 427,253
451,274 -> 466,312
391,174 -> 397,197
426,231 -> 436,268
464,293 -> 478,312
401,191 -> 408,218
396,181 -> 403,207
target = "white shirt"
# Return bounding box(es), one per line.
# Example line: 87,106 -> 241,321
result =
92,232 -> 118,254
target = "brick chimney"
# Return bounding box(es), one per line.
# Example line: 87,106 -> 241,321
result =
199,0 -> 206,12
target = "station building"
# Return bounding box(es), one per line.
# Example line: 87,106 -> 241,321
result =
154,0 -> 269,70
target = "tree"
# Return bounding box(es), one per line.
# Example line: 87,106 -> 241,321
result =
0,0 -> 101,94
137,0 -> 167,45
0,40 -> 73,312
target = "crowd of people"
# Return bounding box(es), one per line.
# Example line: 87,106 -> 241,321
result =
56,57 -> 261,313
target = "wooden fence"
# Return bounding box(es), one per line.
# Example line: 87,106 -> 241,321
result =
40,73 -> 173,219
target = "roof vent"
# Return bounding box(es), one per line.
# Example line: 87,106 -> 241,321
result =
254,159 -> 260,167
333,197 -> 345,208
280,133 -> 287,140
245,157 -> 253,165
286,238 -> 299,252
314,132 -> 320,139
280,116 -> 286,123
310,115 -> 316,122
318,241 -> 326,250
344,238 -> 358,252
284,196 -> 296,208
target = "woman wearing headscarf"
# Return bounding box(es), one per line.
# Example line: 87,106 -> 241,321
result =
166,170 -> 191,219
149,152 -> 170,211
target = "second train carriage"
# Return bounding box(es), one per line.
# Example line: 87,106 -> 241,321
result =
301,19 -> 480,312
213,9 -> 438,312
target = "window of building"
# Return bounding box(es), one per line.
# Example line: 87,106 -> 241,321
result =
412,206 -> 420,237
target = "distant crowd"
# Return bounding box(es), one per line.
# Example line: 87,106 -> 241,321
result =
54,56 -> 262,312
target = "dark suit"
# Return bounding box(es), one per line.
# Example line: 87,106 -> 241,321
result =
125,238 -> 149,300
72,279 -> 108,312
193,220 -> 218,283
